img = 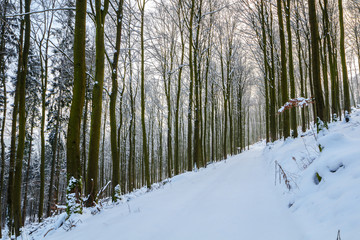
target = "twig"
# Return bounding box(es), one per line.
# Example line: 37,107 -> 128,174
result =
6,8 -> 76,17
44,228 -> 55,237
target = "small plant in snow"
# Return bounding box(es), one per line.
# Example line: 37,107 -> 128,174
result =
314,172 -> 322,185
194,163 -> 198,172
316,117 -> 328,134
332,113 -> 338,122
318,143 -> 324,152
275,161 -> 298,190
344,111 -> 350,122
66,177 -> 83,216
62,218 -> 82,232
113,184 -> 122,202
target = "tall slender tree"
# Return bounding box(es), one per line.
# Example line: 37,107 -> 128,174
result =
38,0 -> 55,221
138,0 -> 151,188
86,0 -> 110,206
66,0 -> 87,212
110,0 -> 125,201
0,0 -> 9,237
187,0 -> 195,171
284,0 -> 298,138
308,0 -> 325,122
13,0 -> 32,235
277,0 -> 290,138
338,0 -> 351,114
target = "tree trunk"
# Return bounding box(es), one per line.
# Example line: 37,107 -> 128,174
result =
39,6 -> 54,221
308,0 -> 325,122
86,0 -> 109,206
338,0 -> 351,113
193,0 -> 203,168
0,1 -> 8,236
260,0 -> 270,143
277,0 -> 290,138
295,2 -> 306,132
138,0 -> 150,188
47,100 -> 61,217
220,37 -> 228,160
100,100 -> 108,190
187,0 -> 195,171
66,0 -> 87,212
110,0 -> 124,200
7,0 -> 23,232
82,83 -> 88,191
174,1 -> 185,175
22,109 -> 35,225
268,5 -> 277,141
285,0 -> 298,138
13,0 -> 31,235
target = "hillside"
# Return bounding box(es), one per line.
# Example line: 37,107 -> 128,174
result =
22,109 -> 360,240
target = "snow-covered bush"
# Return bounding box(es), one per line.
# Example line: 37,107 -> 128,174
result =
113,184 -> 121,202
66,177 -> 83,216
316,117 -> 328,133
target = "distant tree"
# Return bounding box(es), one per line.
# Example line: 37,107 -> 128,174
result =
47,0 -> 74,216
138,0 -> 151,188
0,0 -> 17,236
22,44 -> 41,225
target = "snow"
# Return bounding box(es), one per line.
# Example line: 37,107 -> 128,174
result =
266,108 -> 360,239
20,109 -> 360,240
278,97 -> 313,113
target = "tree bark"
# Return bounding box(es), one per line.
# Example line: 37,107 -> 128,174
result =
338,0 -> 351,113
174,0 -> 185,175
13,0 -> 32,235
22,109 -> 35,225
86,0 -> 109,206
285,0 -> 298,138
0,1 -> 8,236
110,0 -> 124,200
138,0 -> 150,188
66,0 -> 87,211
308,0 -> 325,122
187,0 -> 195,171
277,0 -> 290,138
47,100 -> 61,217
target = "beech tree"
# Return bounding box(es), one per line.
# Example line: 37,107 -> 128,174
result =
0,0 -> 358,234
110,0 -> 125,201
85,0 -> 109,207
66,0 -> 87,213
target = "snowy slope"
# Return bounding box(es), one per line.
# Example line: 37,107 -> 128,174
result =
266,109 -> 360,239
21,109 -> 360,240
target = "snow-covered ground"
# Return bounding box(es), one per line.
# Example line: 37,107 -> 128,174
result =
19,109 -> 360,240
266,108 -> 360,239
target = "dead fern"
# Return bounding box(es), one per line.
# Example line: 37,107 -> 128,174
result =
275,161 -> 298,190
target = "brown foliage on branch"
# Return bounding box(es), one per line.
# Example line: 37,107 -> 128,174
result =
278,97 -> 314,113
